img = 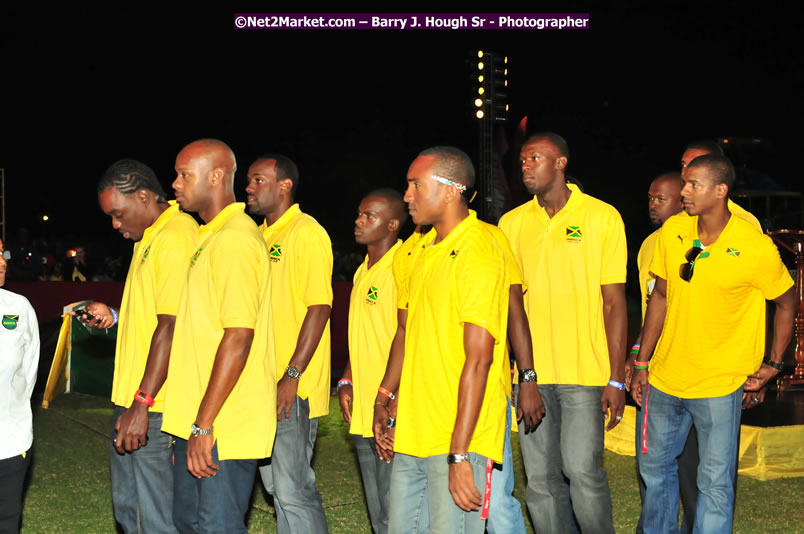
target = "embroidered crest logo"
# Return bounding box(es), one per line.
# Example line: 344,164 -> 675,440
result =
270,244 -> 282,263
140,244 -> 151,265
366,286 -> 379,305
449,249 -> 459,259
190,247 -> 203,266
726,248 -> 740,257
2,315 -> 19,330
566,225 -> 582,243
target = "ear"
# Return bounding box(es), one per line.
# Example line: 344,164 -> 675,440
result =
388,218 -> 400,232
442,185 -> 460,205
208,168 -> 224,186
137,189 -> 151,205
279,178 -> 293,196
715,182 -> 729,199
555,156 -> 568,171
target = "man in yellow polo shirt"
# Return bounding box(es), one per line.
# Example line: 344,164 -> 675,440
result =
163,139 -> 275,533
79,159 -> 197,534
338,189 -> 406,534
498,132 -> 627,534
375,146 -> 509,534
632,155 -> 795,533
245,154 -> 331,534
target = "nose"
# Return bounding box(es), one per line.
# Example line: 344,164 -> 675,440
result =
172,176 -> 181,191
112,217 -> 122,230
245,180 -> 254,194
355,214 -> 363,226
403,185 -> 413,203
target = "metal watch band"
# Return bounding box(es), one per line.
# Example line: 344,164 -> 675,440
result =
519,368 -> 537,383
447,453 -> 470,464
190,423 -> 213,437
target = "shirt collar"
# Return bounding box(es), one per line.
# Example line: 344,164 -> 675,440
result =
140,201 -> 182,245
198,202 -> 245,240
261,203 -> 302,235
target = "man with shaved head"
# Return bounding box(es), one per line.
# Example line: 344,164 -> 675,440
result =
632,154 -> 794,533
162,139 -> 276,533
338,188 -> 406,534
246,154 -> 332,534
498,133 -> 627,534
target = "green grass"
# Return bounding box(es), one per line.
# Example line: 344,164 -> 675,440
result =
22,393 -> 804,533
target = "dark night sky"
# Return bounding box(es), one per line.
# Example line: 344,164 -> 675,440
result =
1,6 -> 801,260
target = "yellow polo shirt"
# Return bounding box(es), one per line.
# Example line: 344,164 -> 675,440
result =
394,212 -> 508,463
163,203 -> 275,460
111,202 -> 197,412
393,229 -> 425,311
498,184 -> 627,386
260,204 -> 333,419
639,203 -> 760,322
648,213 -> 792,398
348,240 -> 402,437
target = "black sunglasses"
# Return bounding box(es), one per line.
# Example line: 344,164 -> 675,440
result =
679,239 -> 710,282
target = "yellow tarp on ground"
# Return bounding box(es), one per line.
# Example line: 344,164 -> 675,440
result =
603,405 -> 804,480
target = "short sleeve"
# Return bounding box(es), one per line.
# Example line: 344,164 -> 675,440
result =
600,210 -> 628,285
455,240 -> 506,344
650,225 -> 668,280
295,223 -> 333,308
153,216 -> 197,316
754,236 -> 794,300
211,230 -> 266,329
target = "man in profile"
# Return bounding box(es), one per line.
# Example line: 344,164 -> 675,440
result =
82,159 -> 197,533
163,139 -> 276,533
246,154 -> 331,534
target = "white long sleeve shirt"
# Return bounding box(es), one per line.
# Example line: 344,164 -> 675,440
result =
0,288 -> 40,460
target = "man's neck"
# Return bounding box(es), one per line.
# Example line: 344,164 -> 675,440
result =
264,199 -> 294,227
200,194 -> 236,224
697,203 -> 731,246
536,179 -> 572,219
366,236 -> 397,269
147,201 -> 171,227
433,205 -> 469,245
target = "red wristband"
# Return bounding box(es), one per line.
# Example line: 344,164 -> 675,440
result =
133,389 -> 155,407
635,361 -> 650,366
378,386 -> 396,400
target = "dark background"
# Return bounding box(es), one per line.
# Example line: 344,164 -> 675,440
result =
1,6 -> 801,277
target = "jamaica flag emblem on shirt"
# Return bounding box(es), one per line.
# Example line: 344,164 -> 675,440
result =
366,286 -> 379,305
2,314 -> 19,330
190,247 -> 203,266
140,244 -> 151,265
726,248 -> 740,257
269,244 -> 282,263
566,225 -> 583,243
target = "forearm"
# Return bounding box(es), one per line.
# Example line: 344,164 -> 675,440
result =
508,285 -> 535,370
342,360 -> 352,381
768,287 -> 796,364
137,314 -> 176,397
287,305 -> 331,373
378,309 -> 407,396
602,283 -> 627,382
195,328 -> 254,428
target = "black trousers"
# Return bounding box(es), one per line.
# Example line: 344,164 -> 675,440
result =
0,448 -> 31,534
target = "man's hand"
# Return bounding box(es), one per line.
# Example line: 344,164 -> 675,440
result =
448,461 -> 482,511
744,365 -> 779,393
624,354 -> 637,391
114,402 -> 149,454
187,434 -> 218,478
516,382 -> 545,433
73,302 -> 115,329
742,385 -> 767,410
338,384 -> 353,424
372,403 -> 394,463
632,369 -> 649,407
601,385 -> 625,431
276,375 -> 299,421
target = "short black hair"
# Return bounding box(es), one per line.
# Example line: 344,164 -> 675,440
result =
365,188 -> 408,226
525,132 -> 570,160
418,146 -> 476,189
97,159 -> 166,202
256,154 -> 300,198
687,154 -> 735,191
685,139 -> 724,157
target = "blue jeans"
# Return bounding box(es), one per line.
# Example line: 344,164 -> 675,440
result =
110,406 -> 177,534
172,438 -> 257,534
487,397 -> 526,534
388,452 -> 490,534
258,396 -> 328,534
354,436 -> 392,534
518,384 -> 614,534
638,383 -> 742,534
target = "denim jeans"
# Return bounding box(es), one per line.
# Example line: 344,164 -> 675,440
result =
487,397 -> 527,534
354,436 -> 394,534
518,384 -> 614,534
634,404 -> 698,534
258,396 -> 328,534
110,406 -> 177,534
638,383 -> 742,534
172,438 -> 257,534
388,452 -> 490,534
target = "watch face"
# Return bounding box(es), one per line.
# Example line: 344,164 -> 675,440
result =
287,366 -> 301,379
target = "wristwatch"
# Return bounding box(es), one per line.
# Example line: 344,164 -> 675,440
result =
190,423 -> 213,437
447,453 -> 470,464
286,366 -> 301,379
519,369 -> 537,383
762,357 -> 784,373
